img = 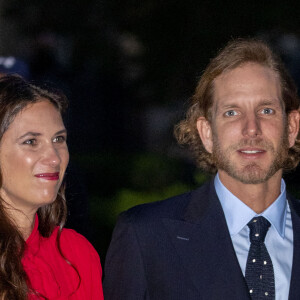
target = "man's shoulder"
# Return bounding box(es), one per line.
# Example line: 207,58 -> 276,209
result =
118,180 -> 213,225
288,192 -> 300,216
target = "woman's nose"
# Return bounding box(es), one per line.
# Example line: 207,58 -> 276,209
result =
41,145 -> 61,167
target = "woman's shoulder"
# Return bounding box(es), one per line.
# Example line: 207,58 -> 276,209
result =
60,227 -> 92,244
43,226 -> 99,264
30,227 -> 103,298
53,227 -> 99,259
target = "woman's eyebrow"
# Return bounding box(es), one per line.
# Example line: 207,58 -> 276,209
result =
17,129 -> 67,141
17,132 -> 41,140
55,129 -> 67,135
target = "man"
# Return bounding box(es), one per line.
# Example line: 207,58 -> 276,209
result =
103,39 -> 300,299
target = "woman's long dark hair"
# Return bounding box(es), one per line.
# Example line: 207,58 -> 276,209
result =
0,75 -> 69,299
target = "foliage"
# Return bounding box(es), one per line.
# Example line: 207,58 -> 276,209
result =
72,151 -> 207,223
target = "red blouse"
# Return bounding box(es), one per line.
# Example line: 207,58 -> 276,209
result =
22,216 -> 104,299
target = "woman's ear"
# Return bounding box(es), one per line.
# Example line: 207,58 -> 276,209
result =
287,110 -> 300,148
196,117 -> 213,153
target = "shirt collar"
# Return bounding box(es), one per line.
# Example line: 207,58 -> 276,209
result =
214,173 -> 287,238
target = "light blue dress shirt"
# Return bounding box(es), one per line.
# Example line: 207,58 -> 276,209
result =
214,173 -> 293,300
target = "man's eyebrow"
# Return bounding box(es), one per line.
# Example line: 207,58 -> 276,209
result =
214,103 -> 239,113
216,99 -> 281,111
220,104 -> 239,109
258,100 -> 281,106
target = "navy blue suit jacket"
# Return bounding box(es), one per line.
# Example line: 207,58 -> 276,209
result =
103,180 -> 300,299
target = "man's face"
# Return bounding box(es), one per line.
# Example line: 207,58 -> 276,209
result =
197,62 -> 299,184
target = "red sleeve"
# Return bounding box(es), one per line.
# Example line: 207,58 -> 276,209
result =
60,228 -> 104,299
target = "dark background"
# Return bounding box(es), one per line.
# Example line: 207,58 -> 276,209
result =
1,0 -> 300,261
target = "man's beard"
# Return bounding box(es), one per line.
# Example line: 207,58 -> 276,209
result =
211,131 -> 289,184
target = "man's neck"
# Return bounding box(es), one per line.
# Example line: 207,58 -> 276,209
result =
218,170 -> 283,214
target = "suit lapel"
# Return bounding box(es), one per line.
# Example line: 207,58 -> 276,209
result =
288,195 -> 300,300
162,180 -> 251,299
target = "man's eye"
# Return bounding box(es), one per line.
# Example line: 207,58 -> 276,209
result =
261,108 -> 274,115
224,110 -> 238,117
23,139 -> 37,146
53,136 -> 66,143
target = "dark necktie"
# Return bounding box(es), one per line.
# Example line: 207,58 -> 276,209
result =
245,216 -> 275,299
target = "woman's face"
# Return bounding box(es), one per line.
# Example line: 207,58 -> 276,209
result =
0,100 -> 69,214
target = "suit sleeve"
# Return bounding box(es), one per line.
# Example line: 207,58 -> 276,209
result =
103,212 -> 149,300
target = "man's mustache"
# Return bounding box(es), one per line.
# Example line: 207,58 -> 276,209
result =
222,138 -> 275,153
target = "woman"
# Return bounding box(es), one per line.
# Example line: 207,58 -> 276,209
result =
0,75 -> 104,299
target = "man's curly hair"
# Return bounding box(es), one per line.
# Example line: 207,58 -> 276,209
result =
175,38 -> 300,173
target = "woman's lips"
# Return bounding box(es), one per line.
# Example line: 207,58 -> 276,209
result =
34,172 -> 59,180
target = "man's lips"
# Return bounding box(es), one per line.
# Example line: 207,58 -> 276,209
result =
34,172 -> 59,180
237,148 -> 266,158
238,149 -> 265,154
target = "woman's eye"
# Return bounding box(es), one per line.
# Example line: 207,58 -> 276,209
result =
224,110 -> 238,117
53,136 -> 66,143
23,139 -> 37,146
261,108 -> 274,115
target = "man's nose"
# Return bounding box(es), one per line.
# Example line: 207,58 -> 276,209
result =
242,114 -> 262,137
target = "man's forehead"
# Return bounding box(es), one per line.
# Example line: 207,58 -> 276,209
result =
213,62 -> 279,86
210,63 -> 283,111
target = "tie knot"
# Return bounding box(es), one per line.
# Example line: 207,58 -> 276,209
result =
247,216 -> 271,243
